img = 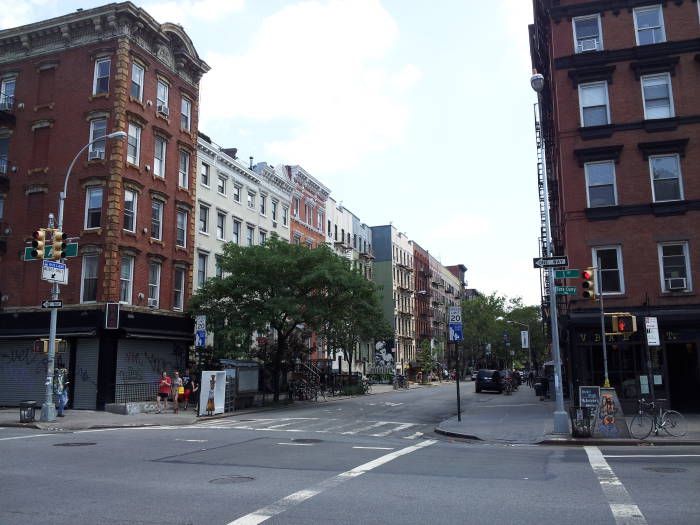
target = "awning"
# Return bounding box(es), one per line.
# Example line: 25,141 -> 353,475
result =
0,328 -> 97,340
124,327 -> 193,342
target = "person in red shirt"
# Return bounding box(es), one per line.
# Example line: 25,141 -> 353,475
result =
156,371 -> 171,413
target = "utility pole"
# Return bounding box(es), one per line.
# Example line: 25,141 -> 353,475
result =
39,214 -> 58,422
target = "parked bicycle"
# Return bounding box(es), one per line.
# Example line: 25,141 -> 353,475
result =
362,379 -> 373,394
393,375 -> 408,390
629,398 -> 687,440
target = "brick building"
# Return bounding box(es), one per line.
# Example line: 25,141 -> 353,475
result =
412,241 -> 432,348
0,3 -> 208,408
530,0 -> 700,411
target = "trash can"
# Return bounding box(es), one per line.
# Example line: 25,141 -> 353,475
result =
569,406 -> 593,438
19,401 -> 38,423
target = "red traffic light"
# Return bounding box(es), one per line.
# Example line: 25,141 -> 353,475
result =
582,269 -> 593,280
32,230 -> 44,240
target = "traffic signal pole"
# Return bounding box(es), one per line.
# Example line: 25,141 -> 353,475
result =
596,262 -> 610,388
40,213 -> 58,422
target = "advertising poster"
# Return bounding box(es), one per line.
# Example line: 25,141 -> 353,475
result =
374,339 -> 395,368
198,370 -> 226,416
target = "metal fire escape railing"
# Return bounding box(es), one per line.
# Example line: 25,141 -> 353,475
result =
534,104 -> 550,307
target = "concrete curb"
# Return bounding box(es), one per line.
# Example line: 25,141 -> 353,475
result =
434,427 -> 482,441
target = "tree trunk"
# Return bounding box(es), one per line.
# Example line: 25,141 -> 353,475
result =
272,338 -> 284,402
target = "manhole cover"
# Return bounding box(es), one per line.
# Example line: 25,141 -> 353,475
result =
53,442 -> 97,447
644,467 -> 687,473
292,438 -> 322,443
209,476 -> 254,484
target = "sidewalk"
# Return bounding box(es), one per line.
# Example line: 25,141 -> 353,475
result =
0,380 -> 436,431
435,383 -> 700,446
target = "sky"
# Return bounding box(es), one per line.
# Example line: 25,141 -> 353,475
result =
1,0 -> 542,305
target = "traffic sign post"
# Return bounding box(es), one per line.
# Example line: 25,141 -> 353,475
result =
555,286 -> 577,295
41,260 -> 68,284
555,269 -> 580,279
532,256 -> 569,269
195,315 -> 207,347
24,242 -> 78,261
448,306 -> 462,324
41,300 -> 63,309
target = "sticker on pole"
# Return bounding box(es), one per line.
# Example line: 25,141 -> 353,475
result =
41,260 -> 68,284
645,317 -> 660,346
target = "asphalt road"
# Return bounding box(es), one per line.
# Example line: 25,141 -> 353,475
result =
1,383 -> 698,525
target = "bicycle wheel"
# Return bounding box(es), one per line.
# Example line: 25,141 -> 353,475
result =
629,414 -> 653,439
662,410 -> 687,437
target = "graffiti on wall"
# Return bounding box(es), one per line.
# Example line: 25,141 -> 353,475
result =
116,348 -> 179,384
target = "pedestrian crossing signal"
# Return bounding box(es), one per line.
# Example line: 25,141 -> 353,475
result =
612,315 -> 637,334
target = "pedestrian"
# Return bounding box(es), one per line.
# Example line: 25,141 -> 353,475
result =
171,371 -> 183,414
53,368 -> 69,417
183,373 -> 197,410
156,371 -> 171,413
528,370 -> 535,388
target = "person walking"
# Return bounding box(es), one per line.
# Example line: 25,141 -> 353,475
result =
53,368 -> 69,417
171,371 -> 183,414
156,371 -> 171,413
183,373 -> 197,411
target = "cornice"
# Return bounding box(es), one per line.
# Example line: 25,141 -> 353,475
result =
549,1 -> 686,22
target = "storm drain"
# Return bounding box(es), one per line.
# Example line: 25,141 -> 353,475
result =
53,442 -> 97,447
209,475 -> 255,484
644,467 -> 687,473
292,438 -> 323,444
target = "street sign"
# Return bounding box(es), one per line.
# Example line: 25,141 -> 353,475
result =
555,269 -> 580,279
195,315 -> 206,331
532,256 -> 569,269
41,300 -> 63,309
24,243 -> 78,261
41,260 -> 68,284
448,306 -> 461,324
645,317 -> 660,346
555,286 -> 577,295
448,323 -> 463,341
195,330 -> 206,347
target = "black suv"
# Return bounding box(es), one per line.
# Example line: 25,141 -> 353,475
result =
475,369 -> 502,393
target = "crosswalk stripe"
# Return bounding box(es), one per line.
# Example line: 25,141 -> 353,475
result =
341,422 -> 393,435
370,423 -> 415,437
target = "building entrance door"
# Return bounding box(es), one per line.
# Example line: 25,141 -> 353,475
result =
667,343 -> 700,412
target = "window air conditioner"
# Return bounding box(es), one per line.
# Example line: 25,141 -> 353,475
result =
147,298 -> 158,307
578,38 -> 599,52
667,277 -> 687,290
88,150 -> 105,160
157,105 -> 169,116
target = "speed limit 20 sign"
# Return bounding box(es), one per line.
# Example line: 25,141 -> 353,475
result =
448,306 -> 462,324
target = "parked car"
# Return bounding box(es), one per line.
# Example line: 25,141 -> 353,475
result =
475,369 -> 502,393
471,370 -> 478,381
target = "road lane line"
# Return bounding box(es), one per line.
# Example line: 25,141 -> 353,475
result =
341,421 -> 392,435
604,454 -> 700,458
276,442 -> 313,446
353,446 -> 394,450
226,439 -> 436,525
0,433 -> 55,441
370,423 -> 415,437
404,432 -> 424,440
585,446 -> 648,525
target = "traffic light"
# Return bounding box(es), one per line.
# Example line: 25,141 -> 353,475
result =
51,231 -> 67,260
33,339 -> 48,353
582,267 -> 597,300
612,314 -> 637,334
31,229 -> 47,259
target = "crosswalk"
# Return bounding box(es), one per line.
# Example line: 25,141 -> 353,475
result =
189,417 -> 426,440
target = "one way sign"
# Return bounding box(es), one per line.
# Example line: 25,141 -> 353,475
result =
532,256 -> 569,269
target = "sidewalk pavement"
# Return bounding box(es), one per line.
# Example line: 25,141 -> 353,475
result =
435,383 -> 700,446
0,380 -> 441,431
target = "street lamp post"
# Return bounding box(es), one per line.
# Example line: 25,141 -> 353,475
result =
530,70 -> 568,434
505,319 -> 532,370
39,131 -> 127,422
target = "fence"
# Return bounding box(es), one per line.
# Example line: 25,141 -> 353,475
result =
114,382 -> 159,403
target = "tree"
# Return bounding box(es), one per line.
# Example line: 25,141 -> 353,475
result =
189,238 -> 389,400
416,339 -> 436,382
460,293 -> 507,369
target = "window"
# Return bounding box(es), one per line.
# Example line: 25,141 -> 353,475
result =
197,253 -> 208,287
148,262 -> 161,307
93,58 -> 110,95
200,163 -> 210,186
88,119 -> 107,159
305,204 -> 313,225
259,231 -> 267,245
649,155 -> 683,202
573,15 -> 603,53
119,256 -> 134,304
151,200 -> 163,240
260,195 -> 266,215
246,225 -> 254,246
641,74 -> 673,120
233,185 -> 241,202
658,243 -> 691,292
181,97 -> 191,131
127,123 -> 141,165
216,212 -> 225,240
592,246 -> 623,294
199,204 -> 209,233
232,219 -> 241,244
0,136 -> 8,174
585,161 -> 617,207
634,5 -> 665,45
81,254 -> 98,303
293,197 -> 300,217
578,82 -> 609,127
156,80 -> 169,110
0,78 -> 16,109
328,219 -> 332,235
85,187 -> 103,229
130,63 -> 144,100
0,198 -> 3,219
215,261 -> 223,279
317,212 -> 324,230
176,210 -> 187,247
173,267 -> 185,311
153,137 -> 166,178
282,206 -> 289,226
124,189 -> 137,231
217,175 -> 226,195
271,200 -> 278,221
247,192 -> 255,209
179,151 -> 190,188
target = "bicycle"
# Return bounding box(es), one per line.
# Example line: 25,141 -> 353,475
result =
362,379 -> 372,394
629,398 -> 687,439
503,379 -> 513,395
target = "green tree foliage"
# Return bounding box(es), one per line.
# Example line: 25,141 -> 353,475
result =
189,238 -> 389,400
416,339 -> 436,382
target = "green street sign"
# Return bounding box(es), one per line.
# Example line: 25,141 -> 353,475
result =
555,286 -> 577,295
555,269 -> 580,279
24,243 -> 79,261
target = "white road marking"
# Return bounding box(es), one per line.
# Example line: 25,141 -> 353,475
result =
404,432 -> 424,440
0,433 -> 54,441
353,446 -> 394,450
276,442 -> 313,446
604,454 -> 700,458
258,422 -> 297,430
227,439 -> 436,525
585,446 -> 648,525
341,421 -> 391,435
474,404 -> 539,408
175,439 -> 207,442
370,423 -> 415,437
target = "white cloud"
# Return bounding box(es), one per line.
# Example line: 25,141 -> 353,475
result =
0,0 -> 52,30
142,0 -> 245,24
199,0 -> 420,172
